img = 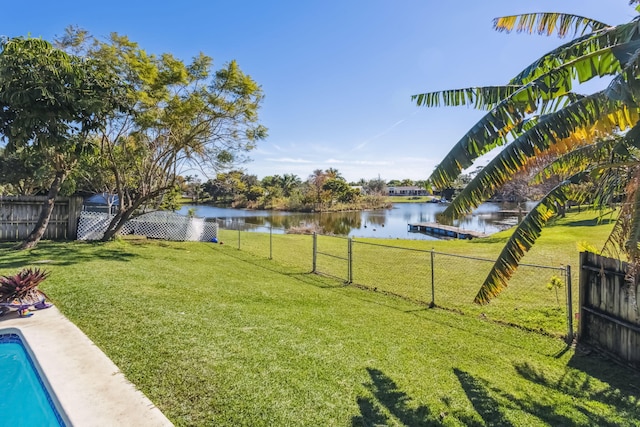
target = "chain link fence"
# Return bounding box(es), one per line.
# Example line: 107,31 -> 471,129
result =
215,219 -> 313,272
214,220 -> 574,339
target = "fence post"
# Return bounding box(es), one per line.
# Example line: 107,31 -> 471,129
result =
348,238 -> 353,283
430,249 -> 435,308
237,221 -> 241,250
566,265 -> 573,343
67,196 -> 82,239
312,232 -> 317,273
269,225 -> 273,260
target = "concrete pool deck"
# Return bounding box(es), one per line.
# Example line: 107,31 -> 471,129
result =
0,306 -> 173,426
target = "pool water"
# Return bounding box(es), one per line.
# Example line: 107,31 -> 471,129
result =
0,333 -> 66,426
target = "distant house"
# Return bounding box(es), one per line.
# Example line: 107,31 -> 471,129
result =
83,193 -> 119,214
387,186 -> 428,197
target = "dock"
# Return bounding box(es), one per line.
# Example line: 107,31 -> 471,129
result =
407,222 -> 487,239
496,209 -> 528,217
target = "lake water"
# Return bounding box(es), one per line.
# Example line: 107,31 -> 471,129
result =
178,202 -> 531,240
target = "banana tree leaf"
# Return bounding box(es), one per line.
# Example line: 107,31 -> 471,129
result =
536,117 -> 640,185
624,119 -> 640,149
425,86 -> 580,190
602,166 -> 640,262
474,172 -> 587,304
533,137 -> 623,182
411,86 -> 523,111
424,33 -> 632,190
591,164 -> 634,208
612,37 -> 640,66
511,20 -> 640,85
440,92 -> 625,219
623,169 -> 640,259
493,13 -> 609,38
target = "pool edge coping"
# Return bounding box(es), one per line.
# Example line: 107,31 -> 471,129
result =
0,307 -> 173,426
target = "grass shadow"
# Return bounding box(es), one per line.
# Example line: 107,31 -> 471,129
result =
352,367 -> 440,426
212,243 -> 571,358
453,368 -> 514,427
511,360 -> 640,424
0,241 -> 138,270
561,218 -> 616,227
454,366 -> 632,426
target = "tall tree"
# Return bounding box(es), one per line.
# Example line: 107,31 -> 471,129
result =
364,177 -> 387,195
0,37 -> 120,249
66,33 -> 267,240
280,173 -> 302,197
308,169 -> 328,203
414,2 -> 640,303
323,178 -> 359,204
325,168 -> 344,181
0,147 -> 52,196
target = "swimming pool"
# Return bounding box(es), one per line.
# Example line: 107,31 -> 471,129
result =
0,332 -> 67,426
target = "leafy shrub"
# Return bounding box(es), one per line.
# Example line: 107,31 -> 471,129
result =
0,268 -> 49,303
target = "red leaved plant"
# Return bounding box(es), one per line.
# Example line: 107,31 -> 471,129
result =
0,268 -> 50,303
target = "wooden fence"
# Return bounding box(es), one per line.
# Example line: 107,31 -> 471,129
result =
0,196 -> 83,241
579,252 -> 640,370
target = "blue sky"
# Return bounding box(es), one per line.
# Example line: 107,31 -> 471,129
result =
3,1 -> 637,182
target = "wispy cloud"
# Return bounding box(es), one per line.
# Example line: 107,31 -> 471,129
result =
253,150 -> 273,157
310,143 -> 340,154
395,156 -> 435,163
266,157 -> 313,163
326,159 -> 391,166
352,111 -> 419,151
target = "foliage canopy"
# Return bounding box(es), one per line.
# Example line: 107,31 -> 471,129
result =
414,2 -> 640,303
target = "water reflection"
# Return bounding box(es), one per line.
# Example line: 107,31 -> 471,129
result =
178,202 -> 531,240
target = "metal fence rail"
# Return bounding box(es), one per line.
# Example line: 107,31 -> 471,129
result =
313,233 -> 351,281
214,220 -> 573,339
217,219 -> 313,272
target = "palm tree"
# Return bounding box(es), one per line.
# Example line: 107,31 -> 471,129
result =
414,2 -> 640,303
281,173 -> 302,197
308,169 -> 327,203
325,168 -> 344,181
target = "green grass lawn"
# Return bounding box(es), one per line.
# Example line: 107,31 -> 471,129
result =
0,210 -> 638,426
218,209 -> 617,337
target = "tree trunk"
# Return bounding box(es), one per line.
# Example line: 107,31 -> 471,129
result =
101,207 -> 136,241
101,189 -> 165,241
18,170 -> 68,250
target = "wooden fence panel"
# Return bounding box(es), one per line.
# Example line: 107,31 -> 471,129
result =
0,196 -> 83,241
579,252 -> 640,370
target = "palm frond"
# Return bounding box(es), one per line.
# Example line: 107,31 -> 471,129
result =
441,92 -> 625,219
474,173 -> 587,304
608,46 -> 640,105
593,164 -> 634,208
426,85 -> 581,190
621,118 -> 640,158
602,167 -> 640,261
441,57 -> 640,217
427,114 -> 536,191
624,170 -> 640,259
533,137 -> 621,183
511,20 -> 640,85
411,86 -> 523,110
494,13 -> 609,38
424,32 -> 635,190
